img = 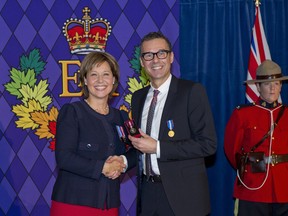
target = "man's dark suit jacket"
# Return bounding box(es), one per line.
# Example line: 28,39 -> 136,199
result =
126,75 -> 217,216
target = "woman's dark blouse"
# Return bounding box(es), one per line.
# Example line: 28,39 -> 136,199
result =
51,100 -> 128,209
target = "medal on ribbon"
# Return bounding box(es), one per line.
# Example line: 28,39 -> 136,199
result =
167,120 -> 175,137
116,125 -> 127,142
124,119 -> 141,138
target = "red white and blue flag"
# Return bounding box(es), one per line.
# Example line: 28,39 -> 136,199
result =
246,5 -> 272,102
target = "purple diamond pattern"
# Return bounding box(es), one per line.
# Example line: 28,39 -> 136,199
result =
123,1 -> 146,29
14,16 -> 37,51
30,196 -> 50,216
1,0 -> 23,32
39,15 -> 61,50
0,56 -> 10,93
0,1 -> 5,11
0,178 -> 16,214
161,13 -> 179,45
120,174 -> 137,210
43,55 -> 63,89
42,0 -> 56,11
118,53 -> 132,87
137,14 -> 159,36
30,156 -> 52,193
0,0 -> 179,215
17,137 -> 40,173
17,0 -> 30,11
113,14 -> 134,49
0,138 -> 15,173
0,16 -> 12,52
0,98 -> 14,131
42,175 -> 55,207
148,0 -> 170,28
7,197 -> 29,216
91,0 -> 105,10
4,118 -> 27,153
100,0 -> 122,23
142,0 -> 153,8
6,156 -> 28,193
41,146 -> 57,172
2,35 -> 25,66
18,177 -> 41,213
26,0 -> 49,30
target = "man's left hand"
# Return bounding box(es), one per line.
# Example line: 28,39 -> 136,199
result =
128,129 -> 157,154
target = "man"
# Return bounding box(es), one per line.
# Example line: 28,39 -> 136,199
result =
224,60 -> 288,216
126,32 -> 217,216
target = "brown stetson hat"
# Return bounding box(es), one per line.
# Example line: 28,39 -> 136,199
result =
245,60 -> 288,84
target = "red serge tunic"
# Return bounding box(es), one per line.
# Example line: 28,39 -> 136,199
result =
224,99 -> 288,202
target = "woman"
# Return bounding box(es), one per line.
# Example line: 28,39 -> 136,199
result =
224,60 -> 288,216
50,51 -> 128,216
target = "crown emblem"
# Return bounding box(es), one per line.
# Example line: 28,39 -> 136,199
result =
63,7 -> 112,54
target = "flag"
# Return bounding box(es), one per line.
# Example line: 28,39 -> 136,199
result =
246,5 -> 272,103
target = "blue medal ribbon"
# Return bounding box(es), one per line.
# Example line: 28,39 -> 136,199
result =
167,120 -> 175,137
167,120 -> 174,130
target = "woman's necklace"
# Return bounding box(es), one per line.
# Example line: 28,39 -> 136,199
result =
85,99 -> 109,114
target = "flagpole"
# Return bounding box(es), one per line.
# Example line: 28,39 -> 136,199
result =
255,0 -> 261,7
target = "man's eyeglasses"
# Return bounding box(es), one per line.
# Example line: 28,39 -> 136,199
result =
141,50 -> 171,61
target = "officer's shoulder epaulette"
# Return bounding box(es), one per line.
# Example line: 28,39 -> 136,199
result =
236,102 -> 255,110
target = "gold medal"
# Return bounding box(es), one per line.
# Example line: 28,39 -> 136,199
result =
167,120 -> 175,137
168,130 -> 175,137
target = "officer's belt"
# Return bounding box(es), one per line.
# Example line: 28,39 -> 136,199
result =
264,154 -> 288,165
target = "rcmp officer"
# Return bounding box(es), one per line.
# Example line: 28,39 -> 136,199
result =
224,60 -> 288,216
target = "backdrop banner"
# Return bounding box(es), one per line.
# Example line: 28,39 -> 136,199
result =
2,0 -> 288,215
0,1 -> 179,215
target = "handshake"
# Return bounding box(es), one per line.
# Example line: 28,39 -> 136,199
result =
102,156 -> 126,180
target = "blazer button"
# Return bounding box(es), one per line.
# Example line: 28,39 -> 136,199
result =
87,143 -> 92,149
109,143 -> 114,147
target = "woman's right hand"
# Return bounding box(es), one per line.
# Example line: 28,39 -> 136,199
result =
102,156 -> 125,179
